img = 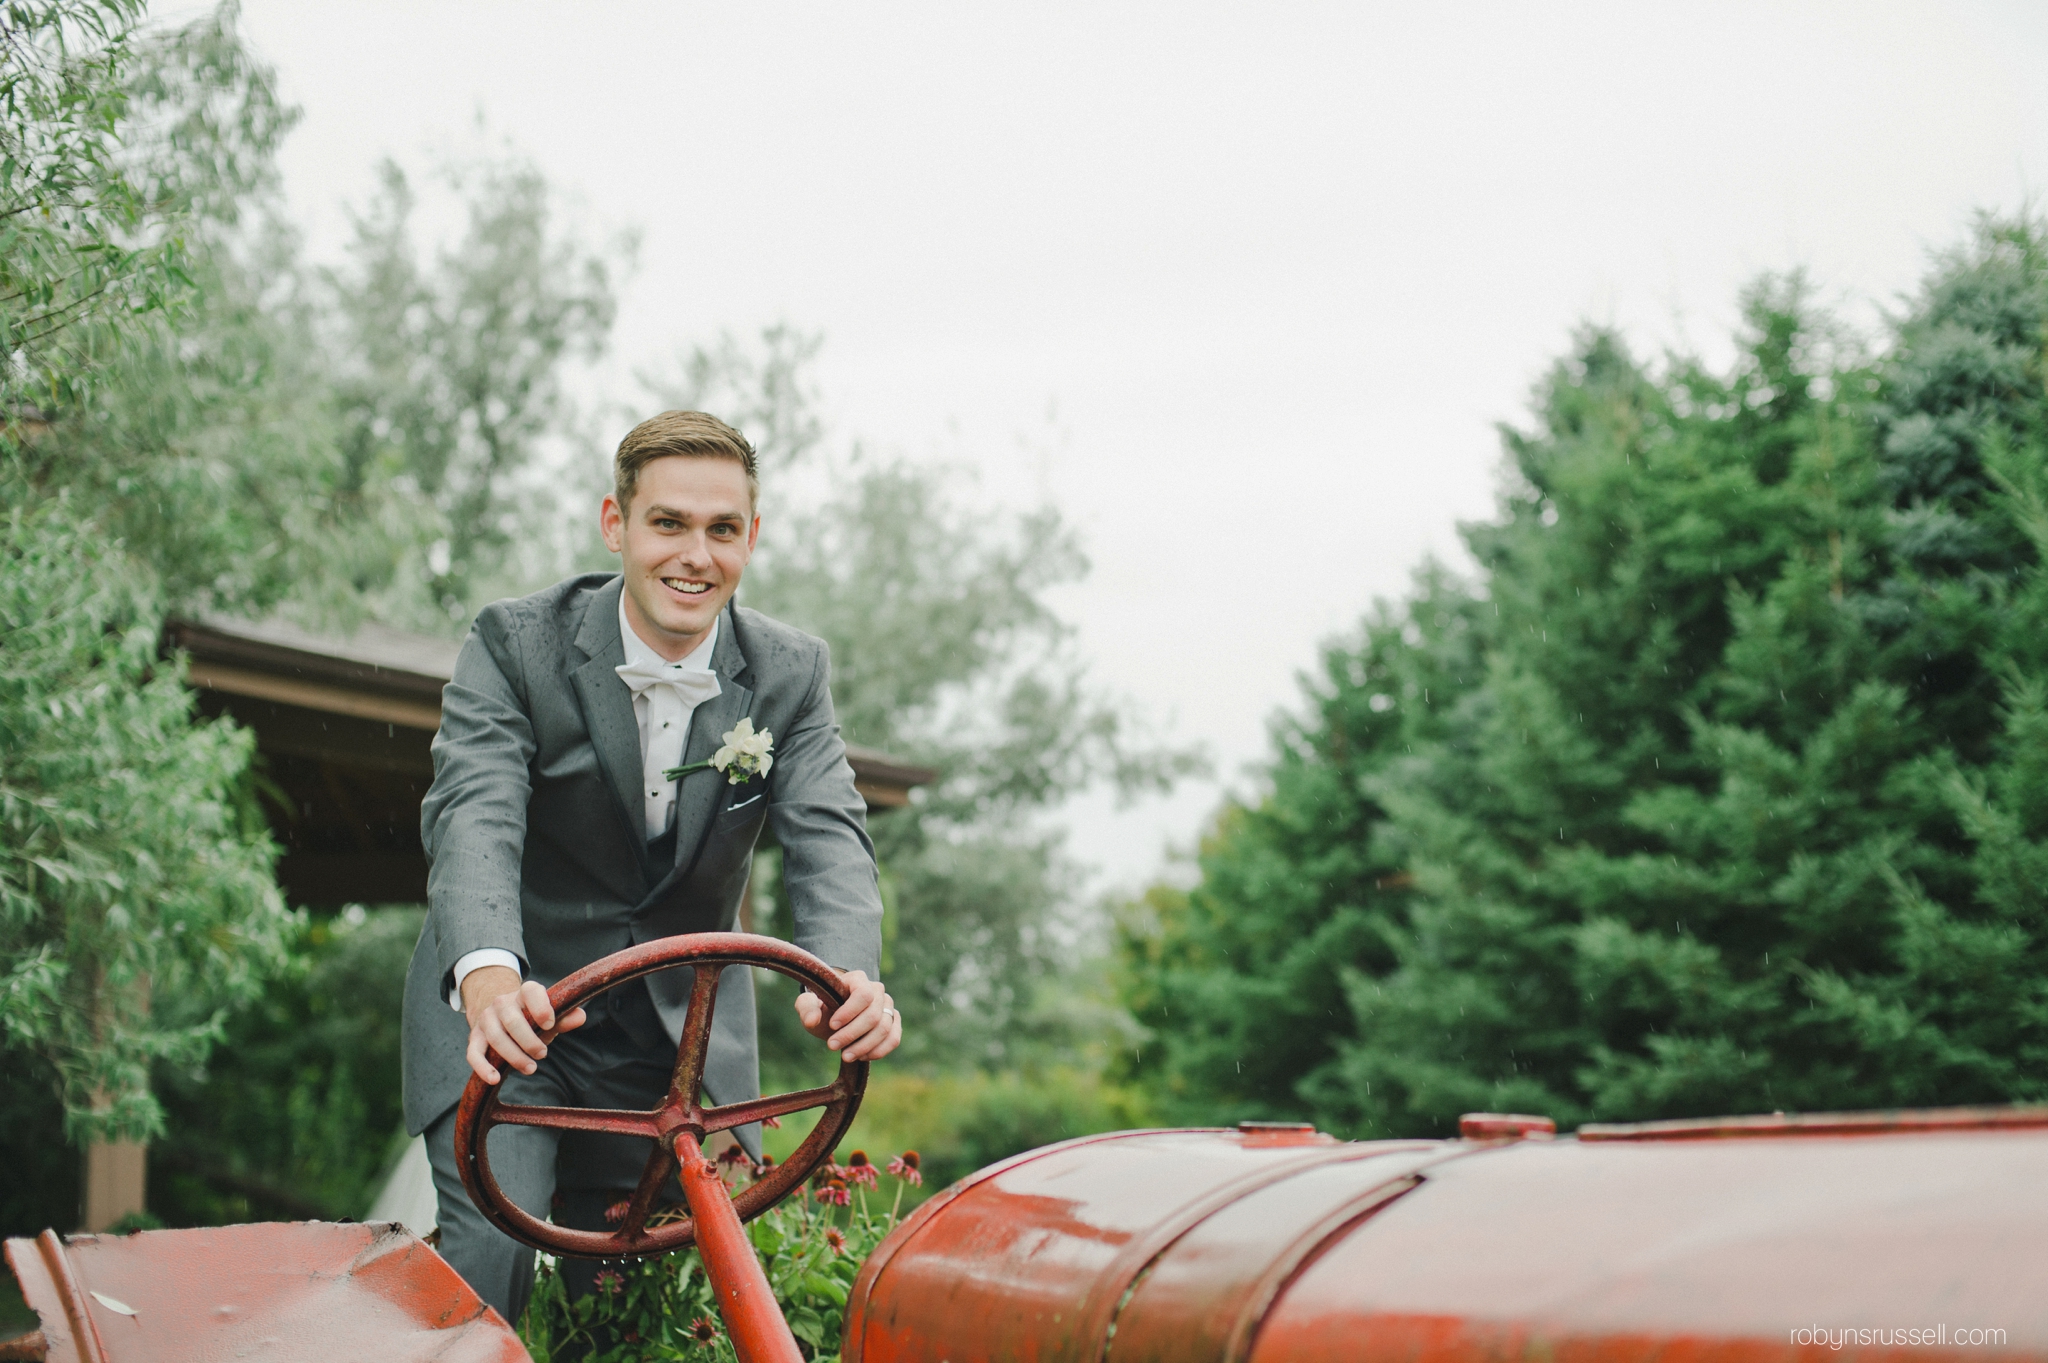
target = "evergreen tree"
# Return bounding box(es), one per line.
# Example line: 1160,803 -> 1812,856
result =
1120,220 -> 2048,1135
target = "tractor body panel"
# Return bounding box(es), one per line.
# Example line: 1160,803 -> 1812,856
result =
845,1108 -> 2048,1363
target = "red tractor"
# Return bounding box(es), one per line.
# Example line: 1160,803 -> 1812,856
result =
9,932 -> 2047,1362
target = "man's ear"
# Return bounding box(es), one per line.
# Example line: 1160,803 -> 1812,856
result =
599,493 -> 625,553
744,514 -> 761,557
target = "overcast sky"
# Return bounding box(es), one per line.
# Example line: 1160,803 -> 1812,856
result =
218,1 -> 2048,893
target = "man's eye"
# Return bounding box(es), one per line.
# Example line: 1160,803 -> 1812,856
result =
655,519 -> 680,530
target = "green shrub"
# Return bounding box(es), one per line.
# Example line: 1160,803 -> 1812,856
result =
0,1046 -> 76,1237
149,906 -> 418,1224
759,1068 -> 1151,1196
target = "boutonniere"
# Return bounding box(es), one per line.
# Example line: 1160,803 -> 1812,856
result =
665,718 -> 775,786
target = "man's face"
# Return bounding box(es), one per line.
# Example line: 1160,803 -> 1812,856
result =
599,455 -> 759,661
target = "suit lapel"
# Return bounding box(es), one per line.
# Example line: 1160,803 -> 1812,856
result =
567,577 -> 649,860
668,605 -> 755,872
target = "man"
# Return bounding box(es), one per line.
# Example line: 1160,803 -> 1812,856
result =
400,410 -> 901,1322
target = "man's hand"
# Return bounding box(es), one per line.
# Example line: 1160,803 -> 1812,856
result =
795,969 -> 901,1062
462,965 -> 587,1085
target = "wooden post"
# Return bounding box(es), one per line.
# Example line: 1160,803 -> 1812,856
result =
81,1137 -> 147,1231
81,971 -> 150,1231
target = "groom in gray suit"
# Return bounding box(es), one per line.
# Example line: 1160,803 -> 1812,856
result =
400,410 -> 901,1322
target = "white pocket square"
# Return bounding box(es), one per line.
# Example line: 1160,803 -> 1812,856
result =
725,792 -> 765,813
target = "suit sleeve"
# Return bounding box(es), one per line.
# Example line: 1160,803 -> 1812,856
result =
420,604 -> 536,997
767,642 -> 884,979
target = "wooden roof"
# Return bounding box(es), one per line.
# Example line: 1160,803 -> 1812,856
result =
166,614 -> 935,908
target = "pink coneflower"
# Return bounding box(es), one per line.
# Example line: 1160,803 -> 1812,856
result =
603,1199 -> 631,1225
717,1144 -> 751,1167
761,1114 -> 782,1128
844,1150 -> 880,1187
690,1316 -> 720,1347
817,1178 -> 852,1207
887,1151 -> 923,1186
824,1227 -> 847,1254
752,1152 -> 778,1182
594,1268 -> 624,1296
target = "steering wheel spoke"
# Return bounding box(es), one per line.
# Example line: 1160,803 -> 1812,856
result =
701,1077 -> 849,1134
455,932 -> 871,1260
663,964 -> 723,1112
487,1103 -> 667,1138
612,1139 -> 682,1241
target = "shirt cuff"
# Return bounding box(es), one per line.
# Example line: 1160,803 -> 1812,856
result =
449,948 -> 524,1012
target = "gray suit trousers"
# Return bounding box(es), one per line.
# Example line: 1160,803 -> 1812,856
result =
425,989 -> 683,1324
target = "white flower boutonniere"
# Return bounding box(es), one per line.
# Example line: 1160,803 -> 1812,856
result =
664,717 -> 775,786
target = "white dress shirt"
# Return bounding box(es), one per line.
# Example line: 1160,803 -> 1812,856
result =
448,597 -> 721,1010
617,598 -> 720,839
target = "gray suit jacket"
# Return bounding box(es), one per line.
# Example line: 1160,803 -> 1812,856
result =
400,573 -> 883,1139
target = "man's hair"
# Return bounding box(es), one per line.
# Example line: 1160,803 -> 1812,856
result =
614,410 -> 759,510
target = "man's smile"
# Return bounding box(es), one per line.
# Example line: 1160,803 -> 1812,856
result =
662,577 -> 714,597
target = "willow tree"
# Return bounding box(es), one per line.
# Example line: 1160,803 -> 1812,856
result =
0,1 -> 298,1229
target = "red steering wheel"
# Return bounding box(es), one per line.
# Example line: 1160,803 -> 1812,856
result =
452,931 -> 867,1259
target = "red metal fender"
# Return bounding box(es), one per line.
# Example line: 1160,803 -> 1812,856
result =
4,1221 -> 526,1362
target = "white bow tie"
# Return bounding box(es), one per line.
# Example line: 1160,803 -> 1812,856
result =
616,657 -> 722,838
614,657 -> 723,705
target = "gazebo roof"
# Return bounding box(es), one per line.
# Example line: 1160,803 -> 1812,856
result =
166,614 -> 935,908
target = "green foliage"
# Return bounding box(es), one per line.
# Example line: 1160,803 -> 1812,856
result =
0,1260 -> 35,1339
0,496 -> 290,1143
0,1043 -> 77,1236
325,155 -> 629,628
0,1 -> 361,1161
518,1154 -> 922,1362
1112,565 -> 1485,1126
0,0 -> 614,1180
14,1 -> 376,619
0,0 -> 168,409
1122,220 -> 2048,1136
2,0 -> 298,430
149,906 -> 417,1224
760,1066 -> 1150,1197
922,1068 -> 1144,1188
